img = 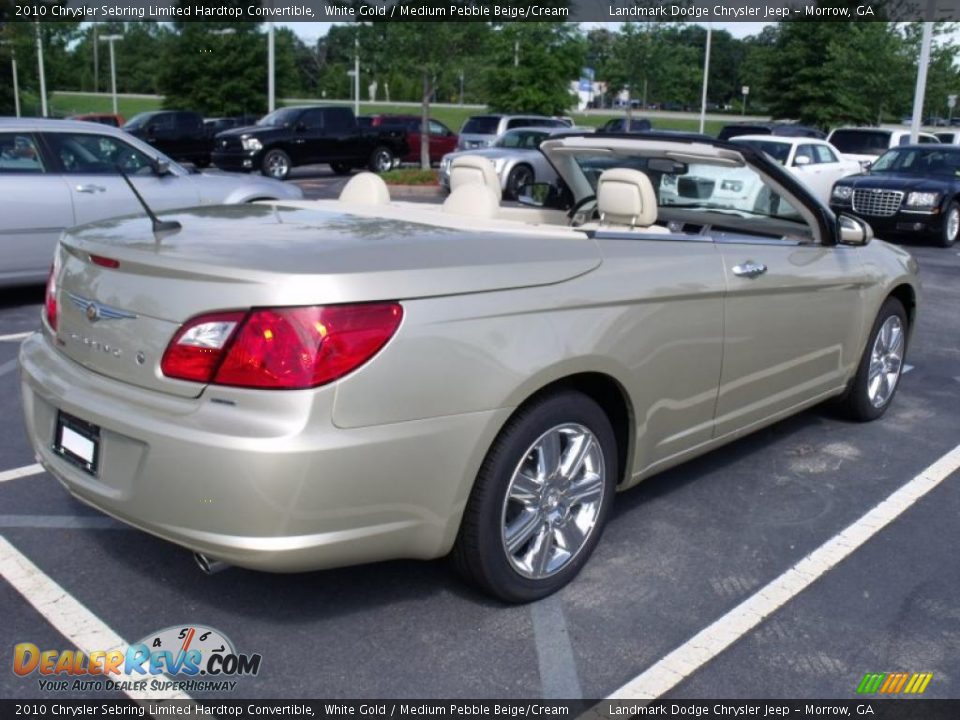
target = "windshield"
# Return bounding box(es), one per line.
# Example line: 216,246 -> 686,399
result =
493,129 -> 549,149
462,116 -> 500,135
733,139 -> 791,165
571,152 -> 805,226
123,112 -> 154,131
870,147 -> 960,176
257,108 -> 301,127
829,130 -> 891,156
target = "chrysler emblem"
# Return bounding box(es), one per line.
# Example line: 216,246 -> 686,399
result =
67,293 -> 138,323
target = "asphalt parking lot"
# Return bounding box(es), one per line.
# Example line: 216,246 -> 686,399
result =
0,185 -> 958,701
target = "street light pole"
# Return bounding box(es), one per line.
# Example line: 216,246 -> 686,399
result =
698,26 -> 712,135
99,34 -> 122,116
353,37 -> 360,117
35,22 -> 47,117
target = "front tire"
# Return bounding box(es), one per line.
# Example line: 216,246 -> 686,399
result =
939,200 -> 959,247
368,146 -> 394,173
261,149 -> 291,180
839,297 -> 908,421
452,391 -> 617,603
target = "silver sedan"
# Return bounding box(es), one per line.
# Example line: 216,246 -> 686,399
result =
440,126 -> 592,200
0,118 -> 303,287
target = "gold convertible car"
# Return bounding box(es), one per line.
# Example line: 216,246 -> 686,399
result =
20,134 -> 919,602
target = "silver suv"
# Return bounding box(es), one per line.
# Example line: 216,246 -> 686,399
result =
457,114 -> 570,150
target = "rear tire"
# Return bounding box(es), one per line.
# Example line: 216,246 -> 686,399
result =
939,200 -> 959,247
452,391 -> 617,603
838,297 -> 908,422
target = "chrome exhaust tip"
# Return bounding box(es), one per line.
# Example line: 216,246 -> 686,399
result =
193,552 -> 229,575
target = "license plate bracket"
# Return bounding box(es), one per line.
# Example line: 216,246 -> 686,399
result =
53,412 -> 100,476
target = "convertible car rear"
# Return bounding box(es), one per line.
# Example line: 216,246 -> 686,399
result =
20,134 -> 919,602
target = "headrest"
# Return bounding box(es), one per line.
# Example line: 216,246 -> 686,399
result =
449,155 -> 502,202
596,168 -> 659,227
338,172 -> 391,205
442,183 -> 500,218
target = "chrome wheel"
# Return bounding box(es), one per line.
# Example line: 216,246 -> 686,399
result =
264,151 -> 289,179
946,206 -> 960,243
370,148 -> 393,173
500,424 -> 606,579
867,315 -> 904,408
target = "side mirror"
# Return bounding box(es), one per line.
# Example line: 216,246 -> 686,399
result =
153,158 -> 172,176
794,155 -> 812,166
518,182 -> 559,208
838,213 -> 873,246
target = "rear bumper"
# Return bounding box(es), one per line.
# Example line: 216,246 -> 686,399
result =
19,331 -> 508,572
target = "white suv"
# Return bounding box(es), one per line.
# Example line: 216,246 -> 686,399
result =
827,127 -> 940,166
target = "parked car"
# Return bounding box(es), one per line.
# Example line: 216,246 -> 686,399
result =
211,105 -> 409,179
718,122 -> 825,141
363,114 -> 458,164
68,113 -> 125,128
830,143 -> 960,247
457,114 -> 569,150
826,127 -> 939,167
729,135 -> 861,206
21,131 -> 917,602
0,118 -> 302,287
439,126 -> 588,199
123,110 -> 213,167
599,117 -> 652,133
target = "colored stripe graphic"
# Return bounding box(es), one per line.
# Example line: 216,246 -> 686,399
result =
858,672 -> 933,694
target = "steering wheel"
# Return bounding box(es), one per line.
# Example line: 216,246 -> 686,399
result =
568,194 -> 598,227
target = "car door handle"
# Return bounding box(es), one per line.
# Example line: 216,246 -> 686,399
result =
732,261 -> 767,278
75,184 -> 106,193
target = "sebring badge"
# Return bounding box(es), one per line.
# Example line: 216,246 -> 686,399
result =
67,293 -> 138,324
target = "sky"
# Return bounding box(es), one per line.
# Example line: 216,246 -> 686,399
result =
276,21 -> 771,45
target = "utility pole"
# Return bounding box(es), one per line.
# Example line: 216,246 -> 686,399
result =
0,41 -> 20,117
93,25 -> 98,93
698,27 -> 712,135
354,36 -> 360,117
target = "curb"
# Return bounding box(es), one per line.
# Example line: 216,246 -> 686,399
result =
386,184 -> 445,199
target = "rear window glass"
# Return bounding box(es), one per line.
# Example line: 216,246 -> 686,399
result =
829,130 -> 891,156
733,139 -> 790,164
462,116 -> 501,135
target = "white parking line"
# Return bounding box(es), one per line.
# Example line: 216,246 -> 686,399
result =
0,331 -> 33,342
0,535 -> 194,701
0,463 -> 44,483
602,442 -> 960,702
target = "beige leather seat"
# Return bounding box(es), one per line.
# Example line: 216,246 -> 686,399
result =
590,168 -> 668,232
338,172 -> 391,205
448,155 -> 503,202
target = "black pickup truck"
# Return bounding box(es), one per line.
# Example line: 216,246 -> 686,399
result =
211,106 -> 408,180
123,110 -> 214,167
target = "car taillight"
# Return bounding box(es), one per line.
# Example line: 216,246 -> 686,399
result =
44,257 -> 59,331
161,303 -> 403,389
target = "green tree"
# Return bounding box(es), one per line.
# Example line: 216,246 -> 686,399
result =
158,21 -> 268,116
481,22 -> 583,116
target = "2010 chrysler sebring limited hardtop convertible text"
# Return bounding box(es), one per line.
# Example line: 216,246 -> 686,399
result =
20,133 -> 919,602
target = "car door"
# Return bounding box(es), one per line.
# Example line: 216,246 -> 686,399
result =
713,185 -> 868,437
429,120 -> 457,162
42,131 -> 200,227
789,143 -> 832,202
592,235 -> 727,470
293,108 -> 329,164
0,131 -> 74,283
322,107 -> 359,162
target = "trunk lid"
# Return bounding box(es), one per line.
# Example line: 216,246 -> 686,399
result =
54,204 -> 600,397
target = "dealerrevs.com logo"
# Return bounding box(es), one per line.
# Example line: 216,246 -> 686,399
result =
13,625 -> 262,693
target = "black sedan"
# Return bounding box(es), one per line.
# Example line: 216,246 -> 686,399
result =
830,145 -> 960,247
